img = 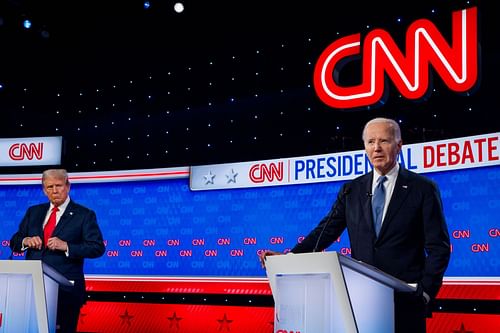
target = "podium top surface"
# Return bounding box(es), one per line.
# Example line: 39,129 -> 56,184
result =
337,254 -> 416,292
42,262 -> 74,287
0,260 -> 73,287
266,252 -> 416,293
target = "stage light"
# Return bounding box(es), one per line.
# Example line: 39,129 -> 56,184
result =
174,2 -> 184,13
23,19 -> 32,29
144,1 -> 151,9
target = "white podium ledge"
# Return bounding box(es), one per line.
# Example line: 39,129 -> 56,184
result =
337,254 -> 416,293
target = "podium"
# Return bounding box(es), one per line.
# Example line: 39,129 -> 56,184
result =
0,260 -> 73,333
265,251 -> 416,333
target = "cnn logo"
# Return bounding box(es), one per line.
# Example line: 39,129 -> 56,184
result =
8,142 -> 44,160
314,7 -> 478,109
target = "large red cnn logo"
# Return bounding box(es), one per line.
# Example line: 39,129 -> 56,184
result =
313,7 -> 478,109
249,162 -> 284,183
8,142 -> 44,160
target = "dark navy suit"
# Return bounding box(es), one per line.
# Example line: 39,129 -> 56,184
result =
291,166 -> 451,332
10,200 -> 105,332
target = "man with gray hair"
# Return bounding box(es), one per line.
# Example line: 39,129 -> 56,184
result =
10,168 -> 105,333
260,118 -> 451,332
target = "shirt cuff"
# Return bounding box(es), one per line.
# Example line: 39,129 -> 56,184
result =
21,237 -> 30,251
423,291 -> 431,304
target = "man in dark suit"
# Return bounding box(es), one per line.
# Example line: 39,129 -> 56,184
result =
259,117 -> 451,333
10,168 -> 105,333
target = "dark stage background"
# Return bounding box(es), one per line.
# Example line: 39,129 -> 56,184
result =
0,0 -> 497,173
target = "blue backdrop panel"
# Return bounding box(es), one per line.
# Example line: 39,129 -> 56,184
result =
1,165 -> 499,278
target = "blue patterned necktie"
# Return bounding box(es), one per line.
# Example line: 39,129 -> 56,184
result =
372,176 -> 387,237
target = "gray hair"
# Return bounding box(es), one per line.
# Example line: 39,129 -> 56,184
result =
42,169 -> 69,185
362,117 -> 402,142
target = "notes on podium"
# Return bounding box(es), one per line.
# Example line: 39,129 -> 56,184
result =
0,260 -> 72,333
265,251 -> 416,333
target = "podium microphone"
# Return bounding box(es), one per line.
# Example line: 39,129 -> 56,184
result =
313,184 -> 351,253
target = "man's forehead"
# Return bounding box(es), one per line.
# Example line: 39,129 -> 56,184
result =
366,131 -> 393,138
44,177 -> 66,184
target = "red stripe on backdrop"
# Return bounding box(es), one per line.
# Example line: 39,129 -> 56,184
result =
85,277 -> 273,295
86,277 -> 499,299
437,284 -> 500,300
80,278 -> 500,332
77,303 -> 500,333
78,302 -> 274,333
427,313 -> 500,333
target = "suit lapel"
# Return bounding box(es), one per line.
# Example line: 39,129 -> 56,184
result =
379,168 -> 411,235
360,173 -> 375,233
53,201 -> 76,236
37,204 -> 51,236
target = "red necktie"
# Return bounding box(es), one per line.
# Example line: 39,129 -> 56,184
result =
44,206 -> 59,245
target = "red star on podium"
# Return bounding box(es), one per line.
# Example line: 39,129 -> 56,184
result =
217,313 -> 233,331
120,309 -> 134,326
167,311 -> 183,329
453,323 -> 474,333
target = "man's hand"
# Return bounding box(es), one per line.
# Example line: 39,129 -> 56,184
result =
46,237 -> 68,252
23,236 -> 43,250
258,250 -> 283,268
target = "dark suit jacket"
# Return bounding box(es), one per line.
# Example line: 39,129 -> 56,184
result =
10,200 -> 105,305
291,166 -> 451,300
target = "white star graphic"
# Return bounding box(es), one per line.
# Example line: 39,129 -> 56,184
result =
226,169 -> 238,183
203,171 -> 216,185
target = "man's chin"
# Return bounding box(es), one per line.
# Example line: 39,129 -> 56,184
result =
372,163 -> 390,173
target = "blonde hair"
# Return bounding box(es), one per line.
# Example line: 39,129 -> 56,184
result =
42,169 -> 69,185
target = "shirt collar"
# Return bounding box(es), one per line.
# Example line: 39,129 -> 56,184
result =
373,163 -> 399,186
50,196 -> 70,212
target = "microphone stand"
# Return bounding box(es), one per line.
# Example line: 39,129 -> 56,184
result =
313,184 -> 350,252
